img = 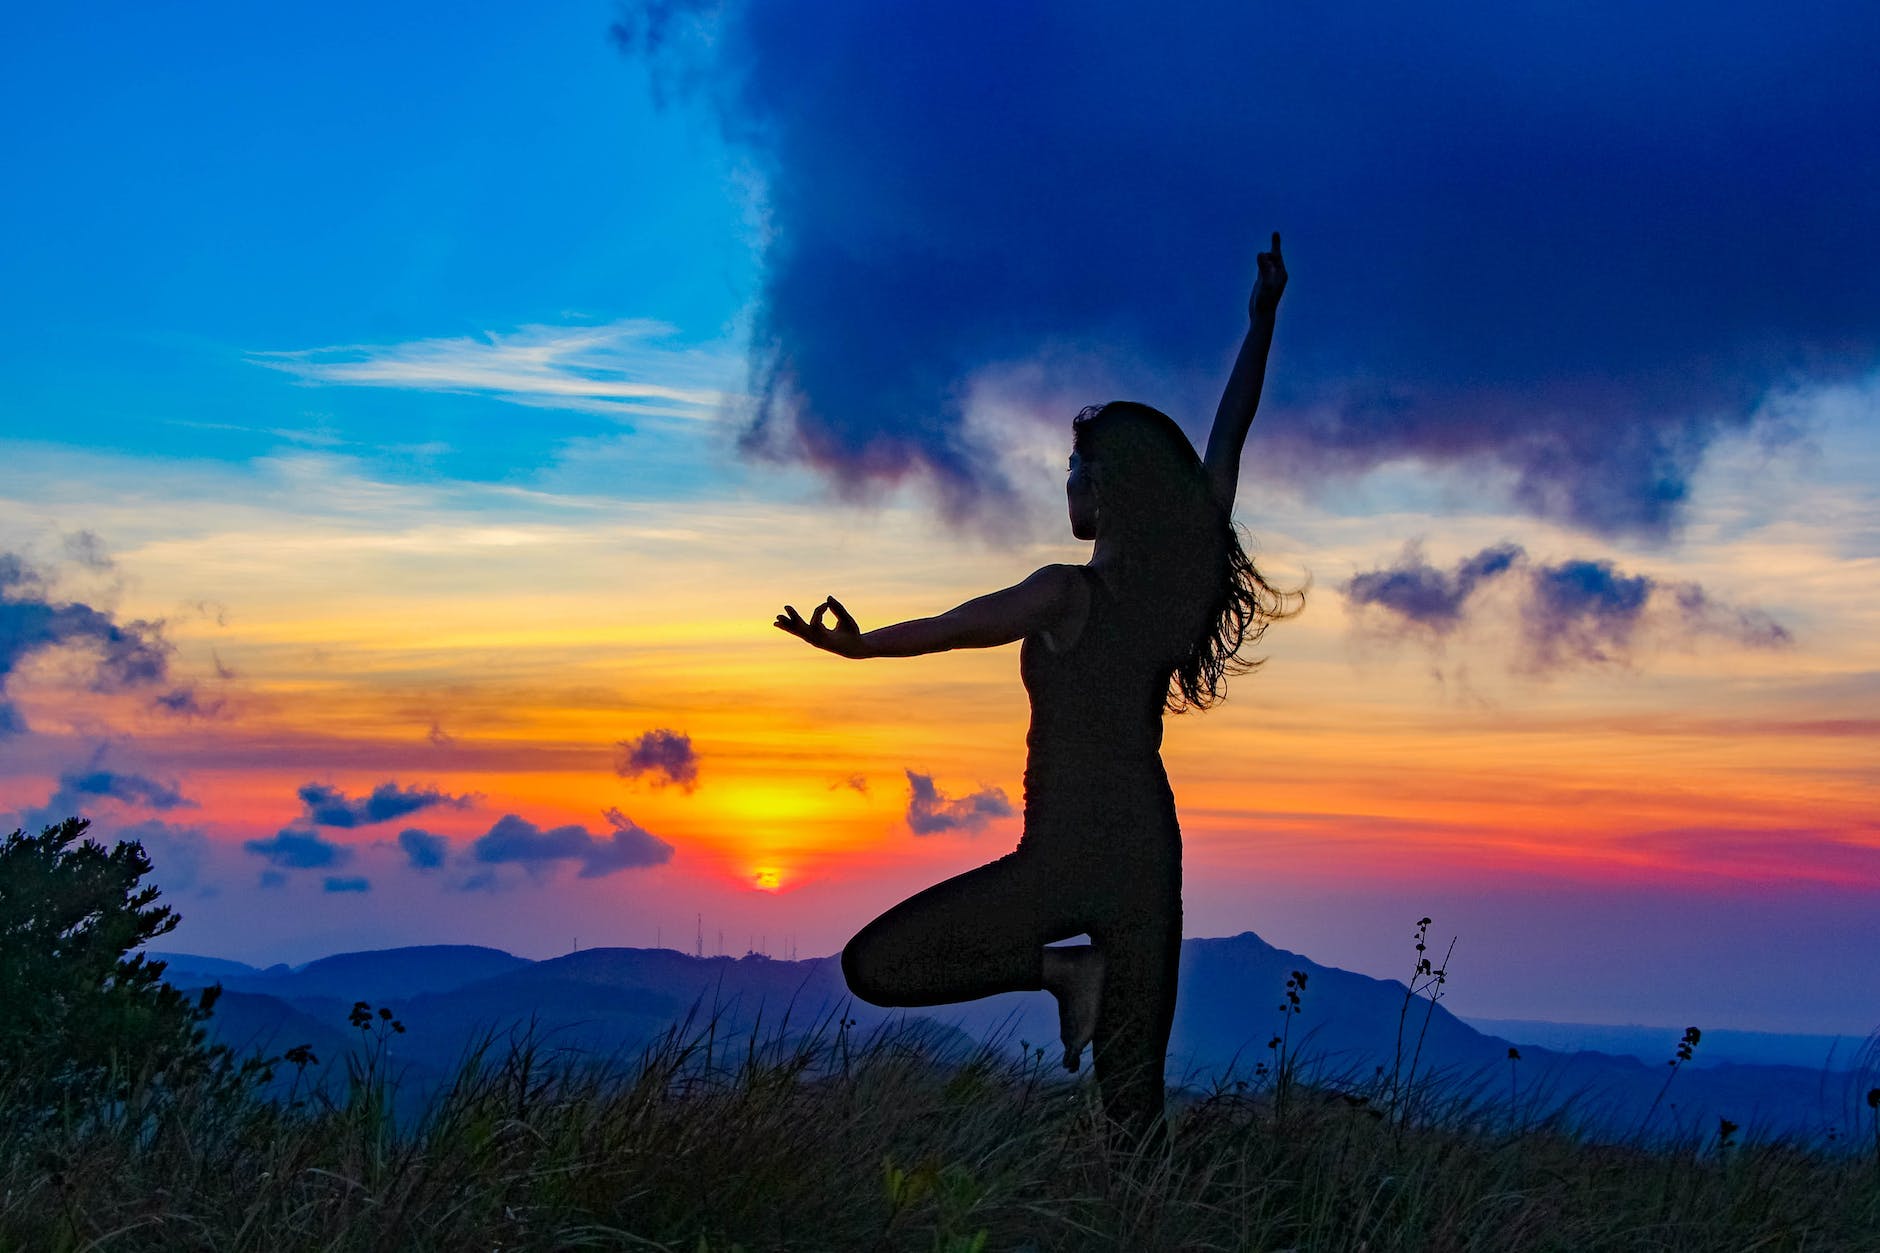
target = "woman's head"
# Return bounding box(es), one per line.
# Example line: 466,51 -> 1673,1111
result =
1069,401 -> 1304,712
1069,402 -> 1212,544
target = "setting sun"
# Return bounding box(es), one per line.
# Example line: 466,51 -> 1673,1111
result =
751,867 -> 784,892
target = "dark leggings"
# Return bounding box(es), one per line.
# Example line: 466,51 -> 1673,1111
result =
841,840 -> 1182,1143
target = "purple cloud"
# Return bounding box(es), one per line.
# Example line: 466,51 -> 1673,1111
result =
904,770 -> 1013,836
296,780 -> 474,828
614,729 -> 700,792
397,827 -> 449,871
469,809 -> 674,880
1522,558 -> 1654,669
1343,542 -> 1522,632
1,550 -> 178,735
48,764 -> 194,814
243,828 -> 350,870
1344,542 -> 1793,672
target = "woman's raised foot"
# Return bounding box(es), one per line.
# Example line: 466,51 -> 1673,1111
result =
1041,945 -> 1105,1072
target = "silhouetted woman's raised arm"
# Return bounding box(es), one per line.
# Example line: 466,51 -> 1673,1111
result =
1203,232 -> 1287,514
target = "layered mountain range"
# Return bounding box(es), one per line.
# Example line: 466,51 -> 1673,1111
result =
155,933 -> 1876,1142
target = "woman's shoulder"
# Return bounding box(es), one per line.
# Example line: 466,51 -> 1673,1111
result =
1023,562 -> 1096,597
1029,564 -> 1094,653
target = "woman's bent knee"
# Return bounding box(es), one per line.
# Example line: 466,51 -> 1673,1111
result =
841,929 -> 900,1007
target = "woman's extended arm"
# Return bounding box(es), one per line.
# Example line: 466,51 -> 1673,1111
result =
1202,231 -> 1287,514
775,564 -> 1085,659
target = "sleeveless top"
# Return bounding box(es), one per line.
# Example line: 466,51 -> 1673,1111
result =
1017,564 -> 1183,859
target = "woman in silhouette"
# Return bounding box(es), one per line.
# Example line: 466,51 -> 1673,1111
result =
775,234 -> 1296,1143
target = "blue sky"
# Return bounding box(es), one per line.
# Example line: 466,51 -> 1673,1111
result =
3,4 -> 753,490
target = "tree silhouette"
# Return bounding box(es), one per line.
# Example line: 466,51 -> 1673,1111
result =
0,816 -> 223,1112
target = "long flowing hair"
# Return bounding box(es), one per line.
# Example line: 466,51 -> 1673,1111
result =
1072,401 -> 1304,712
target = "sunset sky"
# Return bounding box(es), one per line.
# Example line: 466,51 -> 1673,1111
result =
3,4 -> 1876,1035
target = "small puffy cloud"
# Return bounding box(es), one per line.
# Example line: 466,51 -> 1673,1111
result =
243,827 -> 351,870
296,780 -> 474,828
474,814 -> 590,864
469,809 -> 674,881
1344,542 -> 1523,632
56,766 -> 193,812
0,550 -> 179,735
24,752 -> 198,831
614,729 -> 699,792
905,770 -> 1014,836
590,808 -> 678,877
323,876 -> 372,894
1344,542 -> 1793,674
1522,558 -> 1654,669
397,827 -> 449,871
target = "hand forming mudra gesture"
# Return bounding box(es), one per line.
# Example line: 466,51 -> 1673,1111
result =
775,596 -> 869,658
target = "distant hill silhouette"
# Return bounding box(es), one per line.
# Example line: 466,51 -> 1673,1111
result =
1464,1017 -> 1872,1073
165,944 -> 531,1004
154,933 -> 1878,1140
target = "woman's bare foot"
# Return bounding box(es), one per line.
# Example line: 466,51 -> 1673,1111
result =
1041,944 -> 1105,1072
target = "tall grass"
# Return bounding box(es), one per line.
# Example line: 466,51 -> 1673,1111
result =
5,997 -> 1880,1251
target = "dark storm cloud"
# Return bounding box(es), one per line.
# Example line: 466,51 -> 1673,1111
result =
904,770 -> 1013,835
616,2 -> 1880,536
469,808 -> 674,879
243,827 -> 351,870
614,729 -> 700,792
397,827 -> 450,870
296,780 -> 474,828
1,550 -> 177,734
1344,542 -> 1793,671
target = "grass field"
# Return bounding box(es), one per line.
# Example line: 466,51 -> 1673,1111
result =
6,1000 -> 1880,1252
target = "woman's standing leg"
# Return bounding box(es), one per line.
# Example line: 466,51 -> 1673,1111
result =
1088,869 -> 1182,1148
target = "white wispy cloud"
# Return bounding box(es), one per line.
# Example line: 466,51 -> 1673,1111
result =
251,320 -> 743,422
